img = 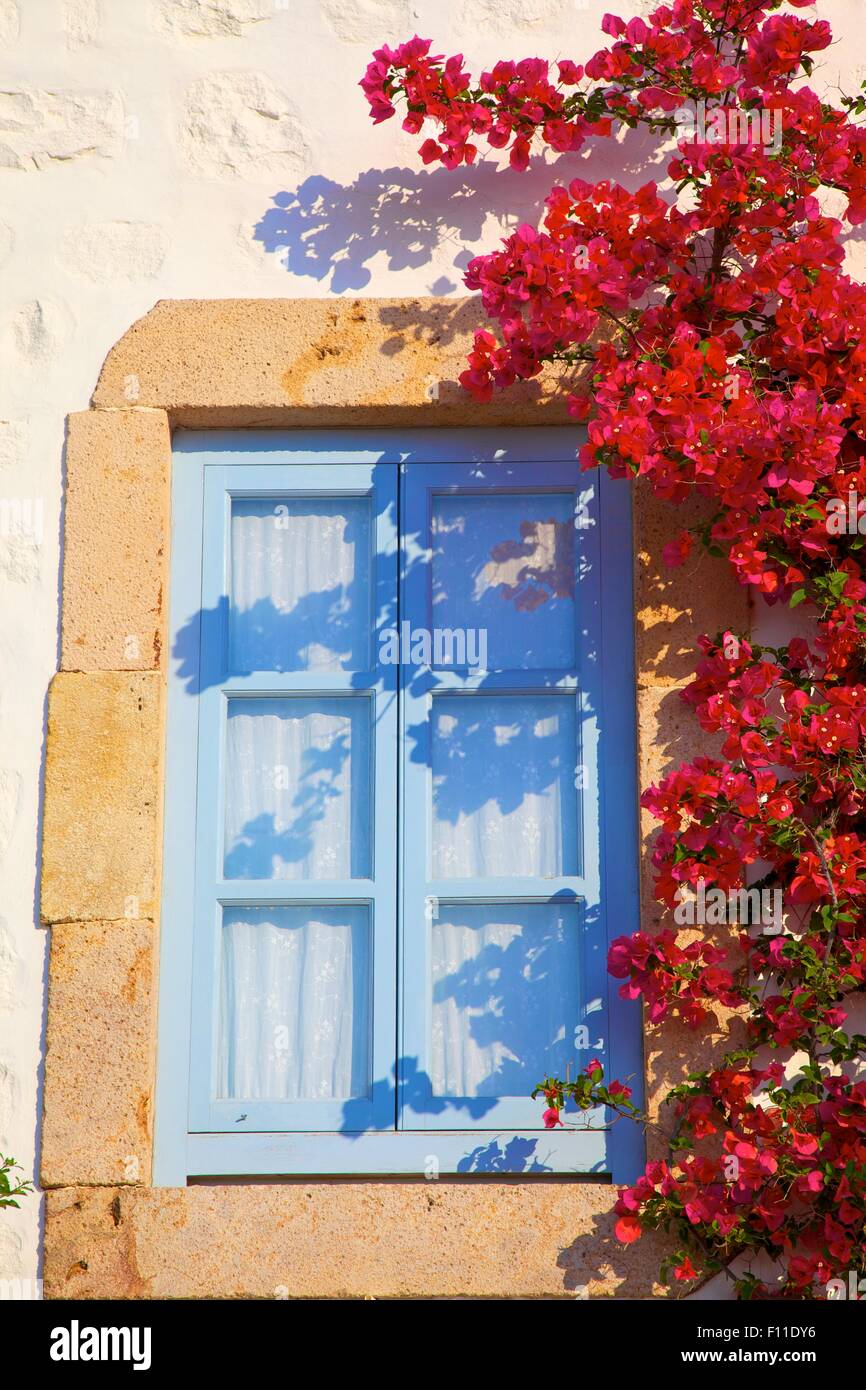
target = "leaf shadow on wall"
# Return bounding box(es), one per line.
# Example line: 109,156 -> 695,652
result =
251,138 -> 664,294
253,163 -> 560,293
554,1206 -> 682,1299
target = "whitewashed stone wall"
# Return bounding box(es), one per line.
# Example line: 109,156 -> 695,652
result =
0,0 -> 862,1294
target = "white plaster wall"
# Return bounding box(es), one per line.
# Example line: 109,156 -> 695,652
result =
0,0 -> 862,1295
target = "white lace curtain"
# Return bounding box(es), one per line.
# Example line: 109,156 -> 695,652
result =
229,495 -> 370,673
218,906 -> 370,1101
223,697 -> 370,880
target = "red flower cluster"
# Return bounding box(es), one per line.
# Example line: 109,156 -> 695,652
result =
366,2 -> 866,1297
608,928 -> 741,1028
361,38 -> 610,170
613,1071 -> 866,1293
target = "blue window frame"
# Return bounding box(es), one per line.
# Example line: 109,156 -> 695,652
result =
154,429 -> 644,1183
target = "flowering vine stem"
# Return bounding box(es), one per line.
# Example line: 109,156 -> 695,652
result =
364,1 -> 866,1298
534,1061 -> 742,1286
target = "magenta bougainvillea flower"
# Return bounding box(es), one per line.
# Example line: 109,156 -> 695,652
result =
364,2 -> 866,1299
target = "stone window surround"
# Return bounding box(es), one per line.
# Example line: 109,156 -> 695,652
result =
39,296 -> 747,1300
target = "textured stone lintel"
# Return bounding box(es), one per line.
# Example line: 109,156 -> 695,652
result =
91,297 -> 581,426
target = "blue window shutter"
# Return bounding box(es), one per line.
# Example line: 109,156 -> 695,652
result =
154,431 -> 643,1183
185,459 -> 399,1134
401,460 -> 611,1136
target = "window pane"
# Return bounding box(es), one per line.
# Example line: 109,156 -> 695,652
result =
430,902 -> 581,1098
431,694 -> 579,878
224,697 -> 371,879
217,905 -> 370,1101
431,493 -> 575,670
229,496 -> 371,672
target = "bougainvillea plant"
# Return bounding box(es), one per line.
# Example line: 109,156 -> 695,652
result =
363,3 -> 866,1299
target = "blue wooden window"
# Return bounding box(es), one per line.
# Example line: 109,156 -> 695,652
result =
155,430 -> 643,1183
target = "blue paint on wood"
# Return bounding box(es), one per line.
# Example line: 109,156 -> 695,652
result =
154,430 -> 644,1183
